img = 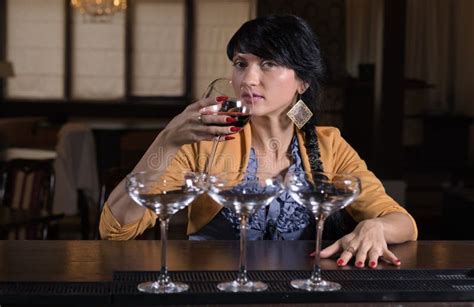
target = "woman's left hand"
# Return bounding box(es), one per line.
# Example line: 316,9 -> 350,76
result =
316,218 -> 401,268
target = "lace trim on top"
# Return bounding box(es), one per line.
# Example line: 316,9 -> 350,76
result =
220,135 -> 314,240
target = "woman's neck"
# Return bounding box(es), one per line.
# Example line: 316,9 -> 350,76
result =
250,114 -> 294,161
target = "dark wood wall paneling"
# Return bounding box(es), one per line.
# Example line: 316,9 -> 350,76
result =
372,0 -> 406,178
257,0 -> 346,81
64,0 -> 72,100
258,0 -> 407,178
257,0 -> 346,128
0,0 -> 7,101
124,0 -> 133,102
184,0 -> 194,102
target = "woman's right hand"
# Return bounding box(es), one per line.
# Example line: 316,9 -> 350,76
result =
162,95 -> 240,147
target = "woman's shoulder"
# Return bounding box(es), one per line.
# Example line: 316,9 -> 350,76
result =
297,126 -> 344,153
314,126 -> 342,140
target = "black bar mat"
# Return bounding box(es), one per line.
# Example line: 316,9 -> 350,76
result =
114,269 -> 474,282
0,270 -> 472,305
0,282 -> 112,305
112,269 -> 474,305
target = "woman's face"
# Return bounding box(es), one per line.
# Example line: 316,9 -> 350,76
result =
231,53 -> 305,117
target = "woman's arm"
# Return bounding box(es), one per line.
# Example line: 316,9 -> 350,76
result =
100,96 -> 238,237
316,127 -> 417,267
374,211 -> 417,244
106,129 -> 180,226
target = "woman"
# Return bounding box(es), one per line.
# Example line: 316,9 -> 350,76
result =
100,15 -> 417,269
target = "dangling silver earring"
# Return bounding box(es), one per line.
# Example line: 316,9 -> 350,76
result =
286,94 -> 313,129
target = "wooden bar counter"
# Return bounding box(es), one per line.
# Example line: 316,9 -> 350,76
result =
0,240 -> 473,306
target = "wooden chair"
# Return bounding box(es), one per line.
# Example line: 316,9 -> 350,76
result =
0,158 -> 63,239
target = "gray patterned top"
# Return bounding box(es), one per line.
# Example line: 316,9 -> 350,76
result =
219,135 -> 315,240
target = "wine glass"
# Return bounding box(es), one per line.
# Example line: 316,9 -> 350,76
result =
285,170 -> 361,291
207,171 -> 284,292
125,170 -> 204,293
201,78 -> 253,176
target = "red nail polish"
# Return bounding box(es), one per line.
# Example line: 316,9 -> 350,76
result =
226,117 -> 237,123
395,259 -> 401,265
356,261 -> 363,267
370,261 -> 376,267
216,96 -> 228,103
224,136 -> 235,141
230,126 -> 241,132
337,259 -> 344,266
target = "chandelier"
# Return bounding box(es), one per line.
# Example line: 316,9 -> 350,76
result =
71,0 -> 127,22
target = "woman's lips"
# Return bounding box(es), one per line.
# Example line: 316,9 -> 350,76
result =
242,93 -> 264,102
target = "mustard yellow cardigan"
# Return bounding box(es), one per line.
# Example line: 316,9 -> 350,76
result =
99,126 -> 418,240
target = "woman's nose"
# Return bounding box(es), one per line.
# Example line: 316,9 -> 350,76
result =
241,65 -> 260,87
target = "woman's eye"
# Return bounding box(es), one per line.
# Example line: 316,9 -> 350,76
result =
261,61 -> 277,68
233,61 -> 246,69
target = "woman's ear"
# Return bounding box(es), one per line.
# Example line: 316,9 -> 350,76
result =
298,82 -> 309,95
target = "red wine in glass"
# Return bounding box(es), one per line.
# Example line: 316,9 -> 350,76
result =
211,99 -> 251,128
201,80 -> 253,176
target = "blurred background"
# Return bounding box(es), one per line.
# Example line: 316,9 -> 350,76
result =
0,0 -> 473,240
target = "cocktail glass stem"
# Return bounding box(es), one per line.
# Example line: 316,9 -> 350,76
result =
137,213 -> 189,293
237,214 -> 249,284
310,215 -> 325,283
157,218 -> 170,286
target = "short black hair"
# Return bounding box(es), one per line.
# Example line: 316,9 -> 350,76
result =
226,14 -> 326,123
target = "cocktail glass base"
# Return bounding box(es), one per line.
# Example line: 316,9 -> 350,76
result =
217,280 -> 268,292
137,281 -> 189,294
291,279 -> 341,291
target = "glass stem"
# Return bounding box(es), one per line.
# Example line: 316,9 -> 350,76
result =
158,218 -> 170,286
237,214 -> 249,285
310,215 -> 326,283
204,136 -> 222,175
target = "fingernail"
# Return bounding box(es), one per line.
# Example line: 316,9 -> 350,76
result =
356,261 -> 363,267
395,259 -> 401,265
337,259 -> 344,266
224,136 -> 235,141
216,96 -> 228,103
230,126 -> 241,132
309,252 -> 315,257
370,261 -> 377,268
226,117 -> 237,123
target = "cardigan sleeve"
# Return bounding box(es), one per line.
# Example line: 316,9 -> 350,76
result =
325,127 -> 418,240
99,202 -> 157,240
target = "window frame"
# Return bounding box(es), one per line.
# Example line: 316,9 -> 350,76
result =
0,0 -> 193,118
